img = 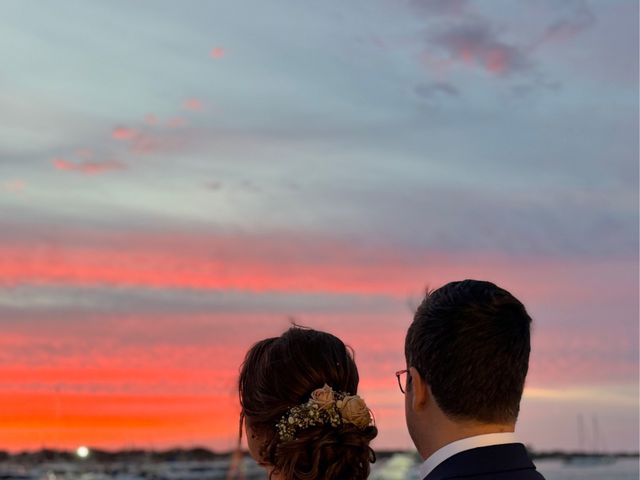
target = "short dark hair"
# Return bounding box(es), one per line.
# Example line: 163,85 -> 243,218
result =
239,325 -> 377,480
405,279 -> 532,424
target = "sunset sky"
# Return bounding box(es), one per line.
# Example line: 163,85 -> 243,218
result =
0,0 -> 638,453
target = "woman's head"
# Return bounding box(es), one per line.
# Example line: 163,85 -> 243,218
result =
239,326 -> 377,479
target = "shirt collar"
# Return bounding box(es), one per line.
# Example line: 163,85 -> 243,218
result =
418,432 -> 518,479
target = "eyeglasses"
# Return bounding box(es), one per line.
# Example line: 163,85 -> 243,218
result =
395,369 -> 409,394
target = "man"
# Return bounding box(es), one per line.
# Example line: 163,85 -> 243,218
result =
400,279 -> 546,480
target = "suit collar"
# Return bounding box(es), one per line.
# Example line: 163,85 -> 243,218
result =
419,432 -> 518,479
424,443 -> 537,480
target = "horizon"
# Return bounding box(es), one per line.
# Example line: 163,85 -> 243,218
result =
1,0 -> 638,454
3,445 -> 640,456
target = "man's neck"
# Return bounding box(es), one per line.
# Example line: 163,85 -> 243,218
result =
419,423 -> 515,461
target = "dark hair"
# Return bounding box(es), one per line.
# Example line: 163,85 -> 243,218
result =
405,279 -> 532,424
239,326 -> 377,480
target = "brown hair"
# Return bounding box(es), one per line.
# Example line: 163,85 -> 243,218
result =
405,279 -> 532,424
239,325 -> 377,479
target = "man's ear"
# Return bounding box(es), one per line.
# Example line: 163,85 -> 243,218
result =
409,366 -> 429,412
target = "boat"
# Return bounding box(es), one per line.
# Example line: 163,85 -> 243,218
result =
563,414 -> 616,466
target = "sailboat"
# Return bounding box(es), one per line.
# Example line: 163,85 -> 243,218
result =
564,414 -> 616,466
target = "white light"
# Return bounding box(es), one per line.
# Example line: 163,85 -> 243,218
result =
76,446 -> 90,458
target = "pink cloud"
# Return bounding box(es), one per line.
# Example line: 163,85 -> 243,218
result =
166,116 -> 188,129
110,120 -> 188,154
0,225 -> 635,305
429,23 -> 530,77
74,148 -> 94,159
127,131 -> 187,154
210,47 -> 225,59
52,158 -> 126,175
112,126 -> 139,141
144,114 -> 158,125
2,180 -> 26,193
182,98 -> 204,111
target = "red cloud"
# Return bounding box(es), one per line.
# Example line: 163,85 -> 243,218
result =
52,158 -> 126,175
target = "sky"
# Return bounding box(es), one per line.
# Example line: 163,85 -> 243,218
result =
0,0 -> 638,454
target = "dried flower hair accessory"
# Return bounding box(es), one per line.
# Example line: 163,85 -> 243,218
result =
276,384 -> 373,441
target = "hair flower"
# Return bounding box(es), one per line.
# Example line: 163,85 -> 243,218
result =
275,385 -> 373,442
338,395 -> 372,428
310,384 -> 335,409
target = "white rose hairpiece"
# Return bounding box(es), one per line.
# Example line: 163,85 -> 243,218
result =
276,384 -> 374,442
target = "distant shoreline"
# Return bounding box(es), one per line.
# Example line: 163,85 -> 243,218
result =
1,448 -> 638,464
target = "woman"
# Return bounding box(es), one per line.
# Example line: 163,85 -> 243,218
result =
238,325 -> 377,479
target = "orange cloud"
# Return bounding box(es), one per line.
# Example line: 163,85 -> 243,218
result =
52,158 -> 126,175
0,391 -> 239,452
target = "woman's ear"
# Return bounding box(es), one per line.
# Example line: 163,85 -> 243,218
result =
409,366 -> 429,412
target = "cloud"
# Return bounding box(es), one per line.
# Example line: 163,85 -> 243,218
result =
539,0 -> 596,45
110,113 -> 190,154
182,98 -> 204,111
0,285 -> 398,318
74,148 -> 94,159
0,223 -> 635,304
409,0 -> 469,16
111,122 -> 188,154
144,114 -> 158,126
210,46 -> 225,59
204,180 -> 223,191
414,81 -> 460,99
2,180 -> 26,193
166,116 -> 188,129
52,158 -> 126,175
429,21 -> 532,76
111,126 -> 139,141
0,389 -> 239,452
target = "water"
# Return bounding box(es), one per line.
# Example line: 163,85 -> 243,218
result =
368,455 -> 639,480
535,458 -> 639,480
2,457 -> 637,480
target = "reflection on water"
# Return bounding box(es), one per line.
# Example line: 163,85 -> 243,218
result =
535,459 -> 639,480
369,455 -> 639,480
0,455 -> 637,480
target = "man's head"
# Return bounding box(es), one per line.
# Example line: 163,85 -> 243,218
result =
403,279 -> 532,454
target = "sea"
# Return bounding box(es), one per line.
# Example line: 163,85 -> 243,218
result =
369,453 -> 639,480
535,458 -> 639,480
1,455 -> 637,480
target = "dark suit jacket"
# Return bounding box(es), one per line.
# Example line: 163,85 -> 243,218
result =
424,443 -> 546,480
